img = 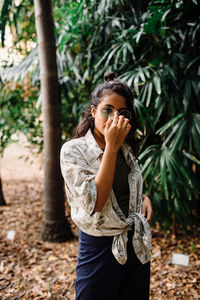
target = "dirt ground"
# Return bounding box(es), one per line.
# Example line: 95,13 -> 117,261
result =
0,142 -> 199,299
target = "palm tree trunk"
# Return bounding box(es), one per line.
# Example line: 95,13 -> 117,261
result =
34,0 -> 73,241
0,170 -> 6,206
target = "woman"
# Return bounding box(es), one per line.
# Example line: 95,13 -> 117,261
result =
60,72 -> 153,300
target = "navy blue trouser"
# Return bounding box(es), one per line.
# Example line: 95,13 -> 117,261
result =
75,229 -> 150,300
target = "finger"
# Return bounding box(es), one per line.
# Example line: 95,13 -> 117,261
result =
146,207 -> 151,221
141,194 -> 146,201
105,116 -> 113,130
122,118 -> 130,128
147,206 -> 153,222
142,202 -> 146,217
124,123 -> 131,135
112,111 -> 118,125
118,115 -> 125,127
142,194 -> 150,202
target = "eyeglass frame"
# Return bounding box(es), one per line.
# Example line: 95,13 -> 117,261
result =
98,106 -> 132,120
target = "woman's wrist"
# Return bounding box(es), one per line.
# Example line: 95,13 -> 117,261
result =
104,143 -> 119,154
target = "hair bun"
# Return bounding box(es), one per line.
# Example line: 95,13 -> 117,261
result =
104,72 -> 118,82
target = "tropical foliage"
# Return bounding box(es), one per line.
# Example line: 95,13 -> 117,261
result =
0,80 -> 42,155
1,0 -> 200,228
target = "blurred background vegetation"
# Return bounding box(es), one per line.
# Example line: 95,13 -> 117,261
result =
0,0 -> 200,230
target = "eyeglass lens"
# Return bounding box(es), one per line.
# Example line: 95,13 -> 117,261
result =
100,107 -> 131,120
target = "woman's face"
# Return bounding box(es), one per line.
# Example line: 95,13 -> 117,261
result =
91,92 -> 129,139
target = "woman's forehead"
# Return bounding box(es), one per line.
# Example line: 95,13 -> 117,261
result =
98,93 -> 127,108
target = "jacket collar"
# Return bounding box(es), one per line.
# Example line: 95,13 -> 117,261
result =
85,129 -> 104,159
85,129 -> 136,167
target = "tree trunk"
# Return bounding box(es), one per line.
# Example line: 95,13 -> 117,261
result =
0,168 -> 6,206
34,0 -> 73,242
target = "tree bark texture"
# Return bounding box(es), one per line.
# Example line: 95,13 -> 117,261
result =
34,0 -> 73,241
0,171 -> 6,206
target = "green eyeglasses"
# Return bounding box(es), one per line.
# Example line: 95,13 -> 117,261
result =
100,106 -> 132,120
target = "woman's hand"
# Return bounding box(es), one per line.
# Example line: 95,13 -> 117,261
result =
104,111 -> 131,152
94,111 -> 131,212
141,194 -> 153,223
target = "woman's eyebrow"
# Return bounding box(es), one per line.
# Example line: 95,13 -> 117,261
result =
103,104 -> 114,108
103,104 -> 128,111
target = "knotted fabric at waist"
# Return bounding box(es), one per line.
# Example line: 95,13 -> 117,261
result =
112,212 -> 152,265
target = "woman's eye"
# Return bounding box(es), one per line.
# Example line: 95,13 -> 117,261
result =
100,107 -> 114,119
103,107 -> 113,113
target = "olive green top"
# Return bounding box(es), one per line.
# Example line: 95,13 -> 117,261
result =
113,148 -> 131,218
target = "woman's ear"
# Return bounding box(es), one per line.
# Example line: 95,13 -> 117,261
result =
91,105 -> 96,118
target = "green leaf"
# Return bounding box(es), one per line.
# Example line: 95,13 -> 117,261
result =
170,120 -> 187,152
156,114 -> 184,135
138,66 -> 145,82
133,75 -> 139,95
192,126 -> 200,154
146,82 -> 153,107
183,152 -> 200,166
184,56 -> 200,73
135,29 -> 144,43
161,9 -> 171,22
153,75 -> 161,95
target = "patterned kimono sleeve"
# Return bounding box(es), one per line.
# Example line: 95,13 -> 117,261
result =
60,143 -> 97,216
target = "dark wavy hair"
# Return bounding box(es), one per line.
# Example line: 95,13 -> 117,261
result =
73,72 -> 139,156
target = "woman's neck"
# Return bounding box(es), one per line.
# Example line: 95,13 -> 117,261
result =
93,128 -> 106,149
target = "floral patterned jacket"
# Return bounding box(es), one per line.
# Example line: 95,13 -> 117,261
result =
60,129 -> 152,265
